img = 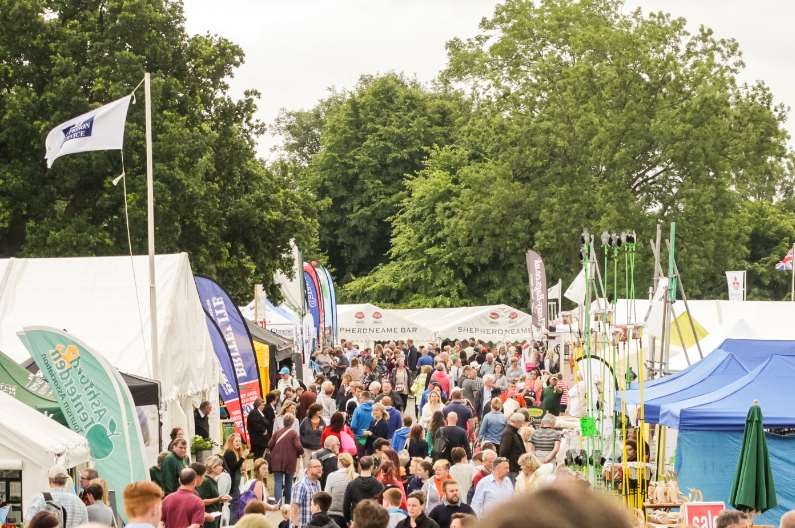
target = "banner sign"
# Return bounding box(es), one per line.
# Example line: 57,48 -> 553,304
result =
526,250 -> 548,331
317,267 -> 333,342
19,326 -> 147,520
683,502 -> 725,528
304,263 -> 324,345
203,312 -> 245,442
195,277 -> 261,419
253,342 -> 270,396
725,271 -> 746,301
323,267 -> 338,343
303,269 -> 321,348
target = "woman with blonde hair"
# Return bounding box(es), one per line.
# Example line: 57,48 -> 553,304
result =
515,453 -> 547,493
237,458 -> 278,519
273,401 -> 300,433
411,365 -> 433,414
197,455 -> 232,528
324,453 -> 357,528
420,390 -> 444,429
223,433 -> 247,523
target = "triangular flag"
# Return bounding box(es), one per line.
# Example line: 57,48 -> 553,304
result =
548,279 -> 562,300
669,311 -> 709,348
564,270 -> 586,305
45,95 -> 132,168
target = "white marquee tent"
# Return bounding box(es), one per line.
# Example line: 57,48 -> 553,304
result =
0,389 -> 90,519
397,304 -> 537,342
0,254 -> 220,444
337,303 -> 434,343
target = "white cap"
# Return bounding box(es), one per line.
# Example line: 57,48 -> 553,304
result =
48,464 -> 69,480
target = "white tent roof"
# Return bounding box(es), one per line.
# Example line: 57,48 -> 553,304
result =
0,254 -> 218,403
337,303 -> 435,342
398,304 -> 536,342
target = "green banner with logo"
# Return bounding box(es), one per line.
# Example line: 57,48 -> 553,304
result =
18,327 -> 148,518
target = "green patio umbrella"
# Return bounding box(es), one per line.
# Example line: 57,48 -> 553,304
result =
729,401 -> 777,513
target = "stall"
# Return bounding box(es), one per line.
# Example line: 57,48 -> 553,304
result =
0,390 -> 90,523
396,304 -> 537,343
337,303 -> 435,343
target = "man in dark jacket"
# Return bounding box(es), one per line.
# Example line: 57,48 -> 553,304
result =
498,413 -> 527,475
247,398 -> 270,458
428,481 -> 474,528
193,401 -> 211,440
406,340 -> 419,371
473,374 -> 500,419
434,413 -> 471,462
342,456 -> 384,522
313,436 -> 340,489
308,491 -> 341,528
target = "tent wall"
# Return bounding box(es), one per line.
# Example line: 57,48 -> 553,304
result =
676,430 -> 795,525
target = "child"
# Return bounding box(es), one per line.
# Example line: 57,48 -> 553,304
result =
278,504 -> 290,528
383,487 -> 407,528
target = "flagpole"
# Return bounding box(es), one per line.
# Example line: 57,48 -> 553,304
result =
791,242 -> 794,302
144,72 -> 159,383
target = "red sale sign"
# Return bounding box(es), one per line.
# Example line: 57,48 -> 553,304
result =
683,502 -> 725,528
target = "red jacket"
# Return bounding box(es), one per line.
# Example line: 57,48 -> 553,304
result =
268,426 -> 303,473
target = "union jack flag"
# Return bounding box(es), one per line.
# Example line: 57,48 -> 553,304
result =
776,247 -> 794,271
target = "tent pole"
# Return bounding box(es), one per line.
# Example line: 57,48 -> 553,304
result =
665,239 -> 703,361
791,242 -> 794,302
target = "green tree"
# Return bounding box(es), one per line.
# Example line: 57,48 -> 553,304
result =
350,0 -> 792,305
0,0 -> 316,302
305,73 -> 467,282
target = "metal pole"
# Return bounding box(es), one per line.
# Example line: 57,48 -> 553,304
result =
791,242 -> 794,302
145,72 -> 158,384
665,239 -> 704,361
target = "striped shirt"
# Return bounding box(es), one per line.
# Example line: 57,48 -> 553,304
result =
530,427 -> 561,452
26,488 -> 88,528
292,477 -> 321,528
558,380 -> 570,406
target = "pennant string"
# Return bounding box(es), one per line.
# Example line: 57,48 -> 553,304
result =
119,150 -> 150,360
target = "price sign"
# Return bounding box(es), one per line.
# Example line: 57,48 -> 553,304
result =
683,502 -> 725,528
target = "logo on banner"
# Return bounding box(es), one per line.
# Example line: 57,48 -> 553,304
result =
63,117 -> 94,142
372,311 -> 383,321
508,311 -> 518,320
489,311 -> 500,320
725,271 -> 745,301
354,311 -> 365,321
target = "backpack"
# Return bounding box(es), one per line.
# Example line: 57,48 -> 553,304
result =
236,480 -> 258,519
431,428 -> 448,457
339,430 -> 357,455
41,492 -> 67,528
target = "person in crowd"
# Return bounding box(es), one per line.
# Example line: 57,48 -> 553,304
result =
391,416 -> 414,452
448,358 -> 464,390
433,413 -> 471,462
405,424 -> 429,460
381,396 -> 403,438
529,414 -> 561,465
194,401 -> 212,440
449,514 -> 475,528
237,513 -> 276,528
342,457 -> 384,524
460,368 -> 481,409
492,363 -> 508,391
376,461 -> 407,510
479,480 -> 633,528
498,413 -> 527,476
469,457 -> 514,517
83,482 -> 114,526
78,468 -> 99,504
278,367 -> 300,392
448,448 -> 474,504
243,501 -> 268,515
426,411 -> 445,457
161,468 -> 206,528
470,448 -> 497,498
521,371 -> 542,407
474,375 -> 500,419
428,481 -> 474,528
215,457 -> 232,525
346,358 -> 363,382
27,512 -> 59,528
541,374 -> 564,416
405,459 -> 429,495
478,398 -> 507,446
420,391 -> 444,430
317,382 -> 337,423
301,403 -> 327,468
270,413 -> 304,505
397,491 -> 439,528
168,427 -> 186,452
313,436 -> 340,489
223,432 -> 246,521
351,391 -> 375,455
377,381 -> 404,413
325,453 -> 357,528
291,459 -> 323,528
389,357 -> 412,410
196,456 -> 230,528
430,364 -> 451,396
240,458 -> 277,510
422,460 -> 452,515
161,439 -> 190,494
321,412 -> 357,456
364,404 -> 390,455
411,366 -> 433,414
275,401 -> 301,434
383,487 -> 407,528
123,481 -> 164,528
352,499 -> 390,528
150,451 -> 170,491
417,348 -> 434,369
442,389 -> 473,435
306,491 -> 340,528
298,384 -> 318,422
714,510 -> 748,528
780,511 -> 795,528
514,454 -> 546,493
505,357 -> 524,382
248,398 -> 272,459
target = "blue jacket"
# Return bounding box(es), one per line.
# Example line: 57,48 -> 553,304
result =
391,426 -> 411,452
478,410 -> 508,444
386,407 -> 402,437
350,400 -> 374,438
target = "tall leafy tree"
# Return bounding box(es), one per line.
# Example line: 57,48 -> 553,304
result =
347,0 -> 792,305
305,73 -> 466,281
0,0 -> 316,302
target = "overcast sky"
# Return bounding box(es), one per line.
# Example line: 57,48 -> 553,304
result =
182,0 -> 793,159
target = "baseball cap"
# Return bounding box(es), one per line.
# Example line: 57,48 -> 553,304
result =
279,367 -> 290,375
48,465 -> 69,480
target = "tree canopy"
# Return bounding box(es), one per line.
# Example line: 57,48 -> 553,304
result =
0,0 -> 317,302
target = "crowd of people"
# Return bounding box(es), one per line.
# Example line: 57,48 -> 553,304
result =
23,337 -> 790,528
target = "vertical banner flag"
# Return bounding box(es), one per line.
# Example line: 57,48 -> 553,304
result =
203,312 -> 245,442
18,327 -> 147,519
253,342 -> 270,396
776,247 -> 794,271
304,263 -> 324,345
322,267 -> 338,344
725,271 -> 746,301
45,95 -> 132,168
525,250 -> 548,331
303,269 -> 321,348
317,267 -> 333,342
195,277 -> 262,422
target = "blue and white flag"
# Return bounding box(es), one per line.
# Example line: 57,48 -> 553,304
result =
45,95 -> 132,168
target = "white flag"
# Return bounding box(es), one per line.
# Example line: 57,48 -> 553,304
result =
45,95 -> 132,168
725,271 -> 746,301
548,279 -> 562,300
564,270 -> 586,305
